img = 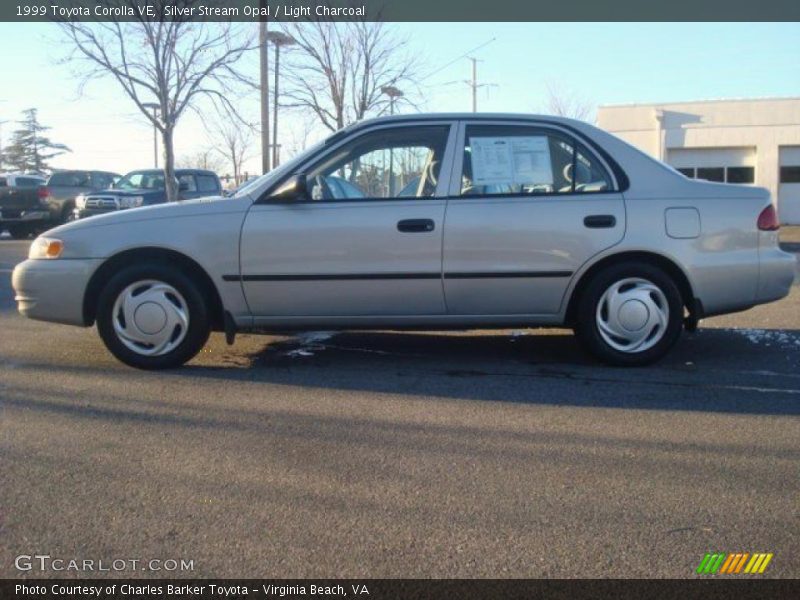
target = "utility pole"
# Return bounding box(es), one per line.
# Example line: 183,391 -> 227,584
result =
266,31 -> 295,168
471,57 -> 477,113
464,57 -> 496,113
259,10 -> 271,174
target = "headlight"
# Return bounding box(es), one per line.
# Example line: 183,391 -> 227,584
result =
75,194 -> 86,209
29,237 -> 64,259
118,196 -> 144,209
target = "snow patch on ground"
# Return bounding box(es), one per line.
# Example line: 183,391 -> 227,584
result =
284,331 -> 335,358
731,328 -> 800,348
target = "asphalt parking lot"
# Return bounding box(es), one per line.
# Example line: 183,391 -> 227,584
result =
1,237 -> 798,579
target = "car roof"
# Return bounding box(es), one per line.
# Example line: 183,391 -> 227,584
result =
347,112 -> 586,131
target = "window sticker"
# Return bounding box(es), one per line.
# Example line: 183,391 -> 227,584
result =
470,136 -> 554,186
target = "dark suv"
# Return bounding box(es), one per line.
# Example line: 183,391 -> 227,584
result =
43,170 -> 121,222
74,168 -> 222,219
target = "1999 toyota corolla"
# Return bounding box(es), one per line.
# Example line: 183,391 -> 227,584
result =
12,114 -> 796,369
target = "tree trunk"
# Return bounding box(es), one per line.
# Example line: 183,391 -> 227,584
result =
162,126 -> 178,202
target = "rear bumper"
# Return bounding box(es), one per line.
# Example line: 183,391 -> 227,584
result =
757,246 -> 796,304
0,210 -> 51,224
12,258 -> 102,326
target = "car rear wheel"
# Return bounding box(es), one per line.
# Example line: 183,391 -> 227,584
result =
574,262 -> 683,366
96,264 -> 210,369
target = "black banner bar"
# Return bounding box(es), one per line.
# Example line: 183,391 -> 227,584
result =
4,0 -> 800,22
2,579 -> 800,600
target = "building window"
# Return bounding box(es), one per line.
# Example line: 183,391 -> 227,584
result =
696,167 -> 725,183
677,168 -> 695,178
726,166 -> 755,184
780,166 -> 800,184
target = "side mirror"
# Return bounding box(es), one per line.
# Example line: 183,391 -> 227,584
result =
268,173 -> 308,202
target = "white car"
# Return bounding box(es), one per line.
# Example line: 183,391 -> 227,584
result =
13,114 -> 796,369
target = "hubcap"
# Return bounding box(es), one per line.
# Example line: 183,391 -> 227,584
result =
111,280 -> 189,356
596,277 -> 669,353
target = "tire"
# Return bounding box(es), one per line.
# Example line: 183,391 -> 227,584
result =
7,225 -> 33,239
96,263 -> 210,369
574,262 -> 683,366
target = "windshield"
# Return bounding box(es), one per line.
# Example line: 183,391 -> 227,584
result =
115,171 -> 166,190
232,135 -> 333,198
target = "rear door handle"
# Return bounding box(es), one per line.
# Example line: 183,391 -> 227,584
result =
397,218 -> 435,233
584,215 -> 616,229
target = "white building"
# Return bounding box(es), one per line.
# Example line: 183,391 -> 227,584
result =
597,97 -> 800,224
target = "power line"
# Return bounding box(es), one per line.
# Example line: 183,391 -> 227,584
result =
421,37 -> 496,84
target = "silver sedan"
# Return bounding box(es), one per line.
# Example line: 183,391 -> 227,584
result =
13,114 -> 796,369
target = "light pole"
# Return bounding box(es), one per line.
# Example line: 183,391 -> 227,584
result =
142,103 -> 159,168
259,17 -> 271,174
381,86 -> 403,195
265,31 -> 295,168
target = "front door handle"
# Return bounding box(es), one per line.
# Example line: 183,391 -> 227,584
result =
397,218 -> 435,233
584,215 -> 616,229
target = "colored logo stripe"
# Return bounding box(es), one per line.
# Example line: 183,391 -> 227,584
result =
697,552 -> 773,574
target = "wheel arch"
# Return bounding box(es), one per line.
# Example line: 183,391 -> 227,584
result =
83,247 -> 225,330
564,250 -> 698,326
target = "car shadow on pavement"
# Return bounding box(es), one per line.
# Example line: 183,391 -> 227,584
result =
167,327 -> 800,416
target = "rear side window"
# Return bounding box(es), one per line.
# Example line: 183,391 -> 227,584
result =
49,172 -> 90,187
460,125 -> 611,196
196,175 -> 220,193
178,174 -> 197,192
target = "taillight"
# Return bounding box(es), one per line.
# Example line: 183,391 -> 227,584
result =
757,204 -> 780,231
38,186 -> 50,200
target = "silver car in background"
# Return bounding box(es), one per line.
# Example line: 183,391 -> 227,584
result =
13,114 -> 796,369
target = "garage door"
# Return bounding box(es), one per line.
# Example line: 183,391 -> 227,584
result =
667,147 -> 756,184
779,146 -> 800,225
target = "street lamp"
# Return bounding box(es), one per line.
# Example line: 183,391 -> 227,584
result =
265,31 -> 295,168
381,85 -> 404,115
142,103 -> 159,168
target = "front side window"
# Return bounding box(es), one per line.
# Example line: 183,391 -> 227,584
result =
460,126 -> 611,196
305,126 -> 450,201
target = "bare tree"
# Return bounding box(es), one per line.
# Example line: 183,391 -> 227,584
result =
543,82 -> 594,122
213,118 -> 254,186
280,20 -> 421,133
177,149 -> 225,173
59,1 -> 256,201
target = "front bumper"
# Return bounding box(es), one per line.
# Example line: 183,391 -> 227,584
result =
13,258 -> 103,326
74,207 -> 116,219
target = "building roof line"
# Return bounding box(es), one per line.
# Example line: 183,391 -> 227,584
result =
599,96 -> 800,109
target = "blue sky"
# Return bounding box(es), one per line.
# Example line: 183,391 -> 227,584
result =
0,22 -> 797,176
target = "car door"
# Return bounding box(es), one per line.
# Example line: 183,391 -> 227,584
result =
238,121 -> 457,320
442,120 -> 626,315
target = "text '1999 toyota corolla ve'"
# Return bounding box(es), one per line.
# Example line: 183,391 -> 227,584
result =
12,114 -> 796,369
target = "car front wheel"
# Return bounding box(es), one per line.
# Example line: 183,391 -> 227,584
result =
574,262 -> 684,366
96,264 -> 210,369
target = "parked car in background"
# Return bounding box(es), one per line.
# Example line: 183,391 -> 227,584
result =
43,170 -> 121,223
0,172 -> 48,238
74,168 -> 222,219
13,113 -> 796,369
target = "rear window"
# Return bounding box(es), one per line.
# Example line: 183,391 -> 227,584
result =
196,175 -> 220,193
16,177 -> 44,187
49,172 -> 90,187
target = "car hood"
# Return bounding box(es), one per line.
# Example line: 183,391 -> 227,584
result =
47,195 -> 250,237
